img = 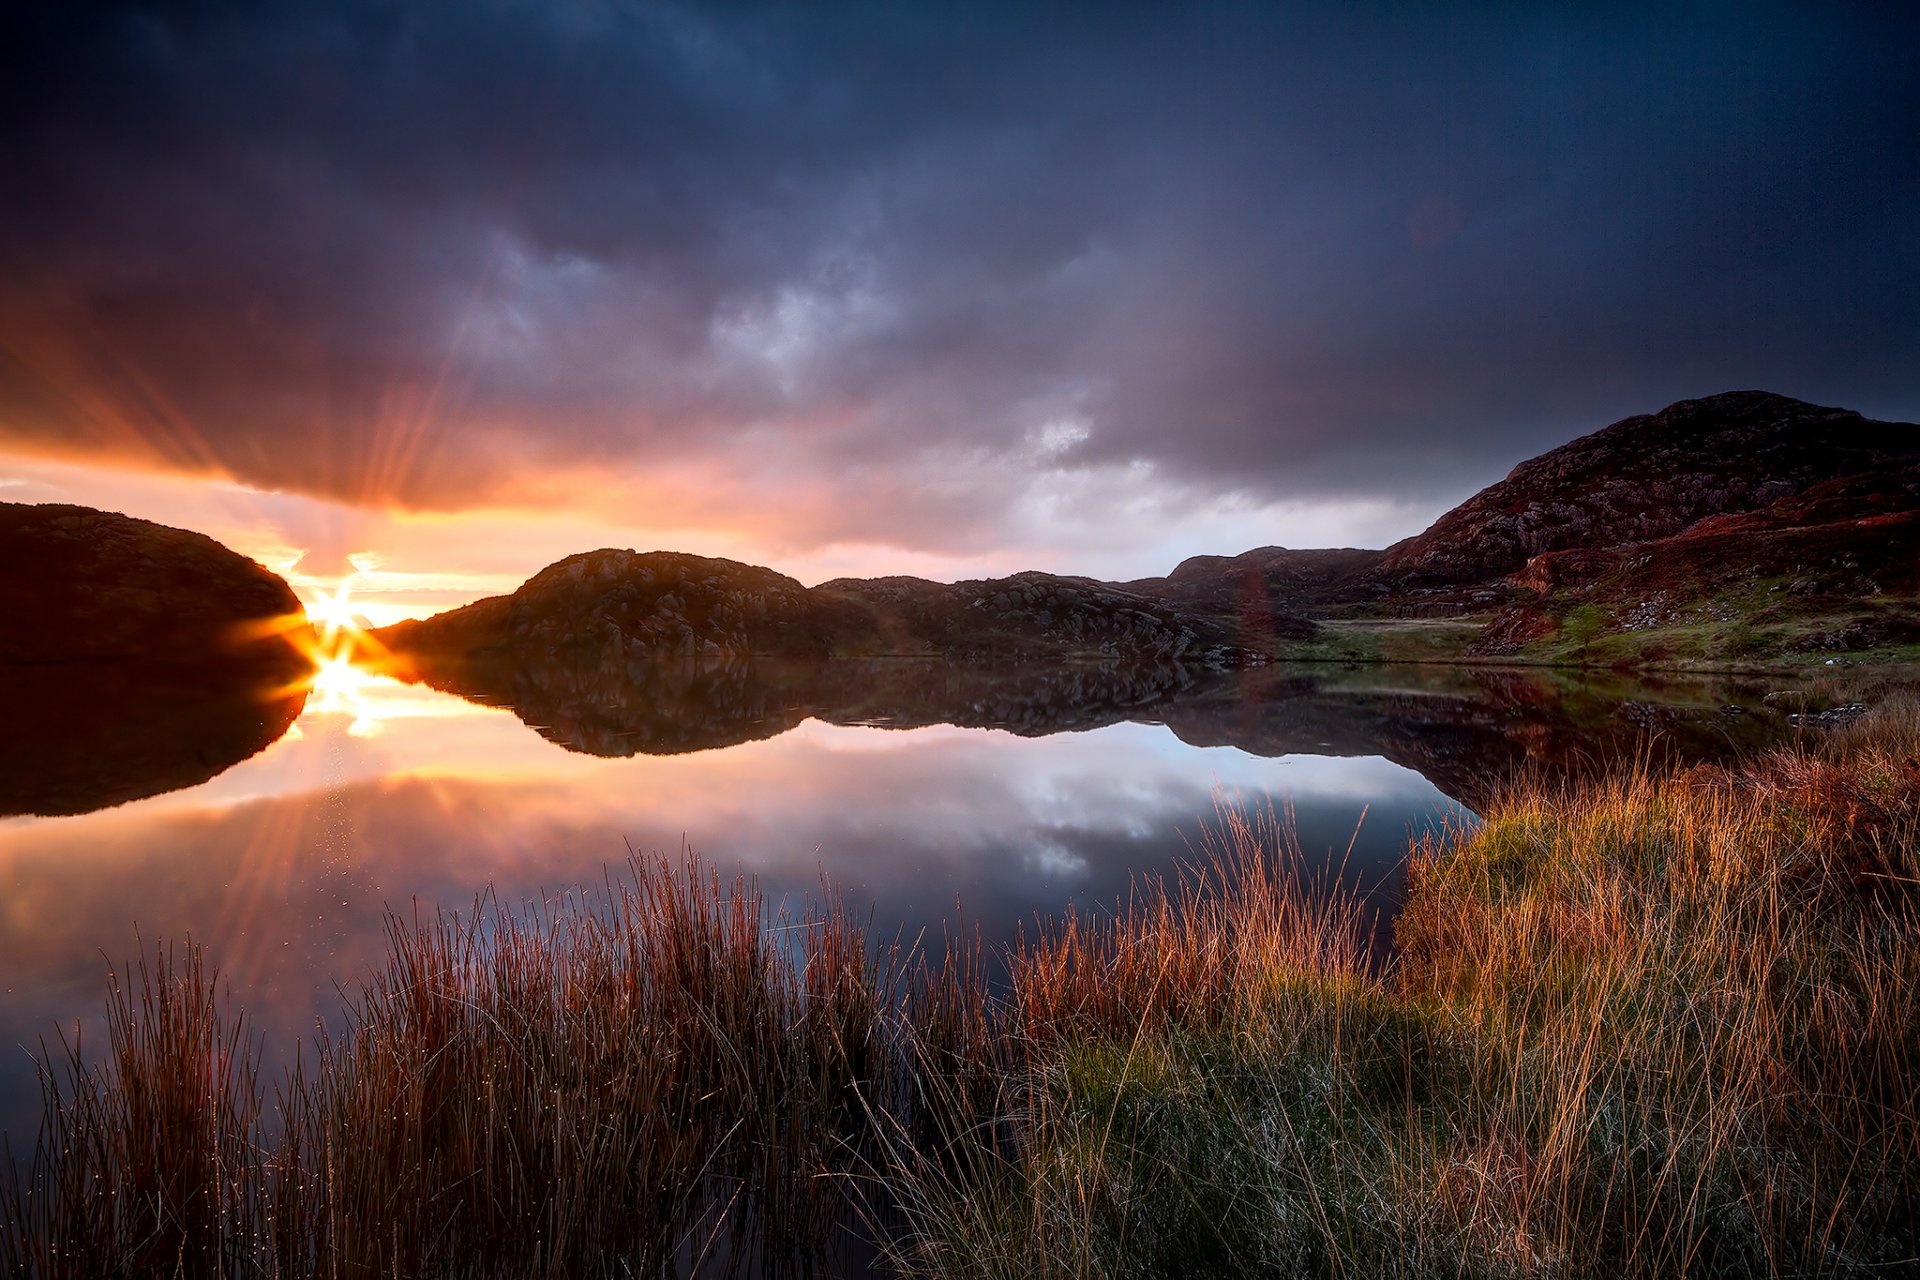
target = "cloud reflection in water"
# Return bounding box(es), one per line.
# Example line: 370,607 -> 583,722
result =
0,675 -> 1455,1145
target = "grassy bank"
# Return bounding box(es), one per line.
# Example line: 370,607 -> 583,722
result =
907,709 -> 1919,1278
7,713 -> 1917,1277
1273,613 -> 1920,677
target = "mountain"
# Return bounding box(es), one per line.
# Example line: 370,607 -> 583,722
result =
376,549 -> 1314,669
0,502 -> 310,665
1371,390 -> 1920,591
377,389 -> 1920,675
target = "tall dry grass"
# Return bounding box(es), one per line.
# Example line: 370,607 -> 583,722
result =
5,707 -> 1917,1277
888,704 -> 1920,1278
0,945 -> 265,1277
1388,702 -> 1920,1275
4,856 -> 974,1278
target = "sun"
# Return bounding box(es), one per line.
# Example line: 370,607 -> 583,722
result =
287,573 -> 406,736
307,581 -> 364,642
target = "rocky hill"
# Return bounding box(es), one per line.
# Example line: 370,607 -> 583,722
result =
374,389 -> 1920,676
1095,390 -> 1920,665
0,502 -> 310,664
380,549 -> 853,666
1370,390 -> 1920,591
1473,463 -> 1920,661
0,502 -> 313,815
378,549 -> 1311,669
815,569 -> 1313,662
1120,546 -> 1386,615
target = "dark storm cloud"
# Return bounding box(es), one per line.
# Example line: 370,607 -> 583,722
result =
1,1 -> 1915,547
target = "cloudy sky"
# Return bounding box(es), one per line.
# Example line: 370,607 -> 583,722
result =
2,1 -> 1915,613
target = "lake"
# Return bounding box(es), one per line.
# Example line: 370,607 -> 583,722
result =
0,656 -> 1807,1149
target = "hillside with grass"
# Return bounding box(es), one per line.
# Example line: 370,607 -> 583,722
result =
1469,466 -> 1920,668
1135,391 -> 1920,671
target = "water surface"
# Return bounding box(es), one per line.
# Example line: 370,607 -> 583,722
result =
0,656 -> 1803,1146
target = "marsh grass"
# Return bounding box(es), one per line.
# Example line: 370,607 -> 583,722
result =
4,858 -> 962,1278
891,703 -> 1920,1279
6,709 -> 1918,1277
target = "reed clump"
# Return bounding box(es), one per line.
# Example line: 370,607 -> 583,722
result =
5,707 -> 1917,1277
4,858 -> 967,1278
887,702 -> 1920,1278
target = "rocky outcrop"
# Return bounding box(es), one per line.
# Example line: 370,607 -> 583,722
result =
379,550 -> 1307,670
0,503 -> 313,816
377,390 -> 1920,678
1373,391 -> 1920,590
1472,464 -> 1920,657
1107,391 -> 1920,627
379,549 -> 861,667
0,502 -> 310,664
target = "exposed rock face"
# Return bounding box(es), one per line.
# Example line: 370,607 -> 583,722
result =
380,550 -> 1307,669
1374,391 -> 1920,589
1,502 -> 308,663
1473,464 -> 1920,656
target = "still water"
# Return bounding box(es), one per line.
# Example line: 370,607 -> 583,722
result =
0,657 -> 1801,1147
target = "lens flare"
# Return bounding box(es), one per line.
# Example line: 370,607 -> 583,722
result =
287,571 -> 412,737
307,581 -> 362,642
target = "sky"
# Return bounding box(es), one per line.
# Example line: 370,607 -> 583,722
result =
2,1 -> 1916,618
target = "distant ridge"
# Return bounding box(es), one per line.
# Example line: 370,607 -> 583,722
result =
1112,390 -> 1920,623
376,550 -> 1315,669
374,389 -> 1920,670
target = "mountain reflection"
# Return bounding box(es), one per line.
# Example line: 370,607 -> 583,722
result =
392,652 -> 1797,811
0,658 -> 307,818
